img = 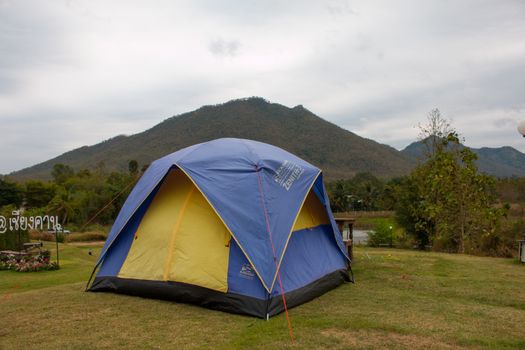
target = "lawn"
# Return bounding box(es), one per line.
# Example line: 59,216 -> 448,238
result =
2,244 -> 525,349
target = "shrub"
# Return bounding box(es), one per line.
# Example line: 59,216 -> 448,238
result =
66,231 -> 107,242
29,230 -> 59,242
478,219 -> 525,258
0,230 -> 29,251
30,229 -> 107,242
368,221 -> 395,247
81,223 -> 106,233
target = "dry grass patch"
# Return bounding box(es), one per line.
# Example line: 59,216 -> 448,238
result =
321,328 -> 464,349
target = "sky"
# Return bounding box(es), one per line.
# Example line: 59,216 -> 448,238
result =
1,0 -> 524,174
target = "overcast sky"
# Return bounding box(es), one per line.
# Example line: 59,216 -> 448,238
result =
1,0 -> 524,174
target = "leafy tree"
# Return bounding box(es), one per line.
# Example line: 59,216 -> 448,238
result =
51,164 -> 75,184
24,181 -> 56,209
77,169 -> 92,178
327,173 -> 387,212
0,178 -> 23,207
398,109 -> 505,253
47,187 -> 75,225
381,177 -> 404,211
394,176 -> 434,249
128,160 -> 139,176
327,180 -> 351,212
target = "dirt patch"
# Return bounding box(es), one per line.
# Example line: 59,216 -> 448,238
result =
321,328 -> 468,349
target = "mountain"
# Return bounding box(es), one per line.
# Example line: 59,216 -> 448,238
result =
8,97 -> 415,181
402,139 -> 525,178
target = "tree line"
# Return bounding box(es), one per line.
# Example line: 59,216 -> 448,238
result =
0,161 -> 141,231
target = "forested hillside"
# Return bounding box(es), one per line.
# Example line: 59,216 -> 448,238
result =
9,98 -> 414,181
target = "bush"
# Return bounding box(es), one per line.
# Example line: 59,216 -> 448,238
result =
368,221 -> 395,247
66,231 -> 107,242
80,223 -> 106,233
478,219 -> 525,258
0,230 -> 29,250
29,230 -> 59,242
29,230 -> 107,242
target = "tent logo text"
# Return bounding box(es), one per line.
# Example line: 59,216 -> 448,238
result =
239,263 -> 255,279
273,160 -> 304,191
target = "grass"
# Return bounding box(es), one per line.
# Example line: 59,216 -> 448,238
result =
2,245 -> 525,349
29,230 -> 108,243
335,211 -> 396,230
0,242 -> 99,294
353,216 -> 397,230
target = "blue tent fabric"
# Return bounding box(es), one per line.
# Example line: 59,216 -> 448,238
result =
271,224 -> 348,297
91,138 -> 350,308
177,139 -> 321,290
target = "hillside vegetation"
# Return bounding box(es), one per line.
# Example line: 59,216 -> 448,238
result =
9,98 -> 414,181
9,98 -> 525,181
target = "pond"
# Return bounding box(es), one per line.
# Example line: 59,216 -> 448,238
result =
353,229 -> 370,245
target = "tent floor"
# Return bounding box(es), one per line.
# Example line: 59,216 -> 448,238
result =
89,269 -> 350,318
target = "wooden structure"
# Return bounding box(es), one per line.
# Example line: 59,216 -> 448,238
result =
0,242 -> 43,259
0,250 -> 29,258
519,237 -> 525,263
334,217 -> 355,263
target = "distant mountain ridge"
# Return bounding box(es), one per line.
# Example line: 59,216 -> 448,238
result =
402,139 -> 525,178
8,97 -> 415,181
8,97 -> 525,181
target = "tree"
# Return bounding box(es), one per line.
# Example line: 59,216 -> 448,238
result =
0,178 -> 23,207
394,175 -> 434,249
47,187 -> 75,225
326,173 -> 388,212
51,164 -> 75,184
398,109 -> 504,253
417,108 -> 455,157
327,180 -> 351,212
24,181 -> 56,209
128,160 -> 139,176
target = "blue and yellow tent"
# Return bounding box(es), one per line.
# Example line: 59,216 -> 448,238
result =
88,138 -> 350,318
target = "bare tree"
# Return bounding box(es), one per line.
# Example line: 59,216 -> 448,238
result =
418,108 -> 460,157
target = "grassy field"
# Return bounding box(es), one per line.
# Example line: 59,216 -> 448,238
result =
2,244 -> 525,349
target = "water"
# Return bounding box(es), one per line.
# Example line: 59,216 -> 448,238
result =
353,229 -> 370,245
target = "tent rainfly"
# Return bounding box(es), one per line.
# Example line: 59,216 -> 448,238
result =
87,138 -> 351,318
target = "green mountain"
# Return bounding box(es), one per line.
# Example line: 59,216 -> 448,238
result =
8,97 -> 415,181
402,139 -> 525,178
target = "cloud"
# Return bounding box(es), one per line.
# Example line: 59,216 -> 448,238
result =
494,117 -> 521,129
325,0 -> 358,16
0,0 -> 525,174
208,38 -> 242,57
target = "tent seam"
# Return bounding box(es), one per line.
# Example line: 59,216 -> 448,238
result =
163,186 -> 195,281
268,170 -> 322,292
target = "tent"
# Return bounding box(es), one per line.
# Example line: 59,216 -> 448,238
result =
87,138 -> 351,318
